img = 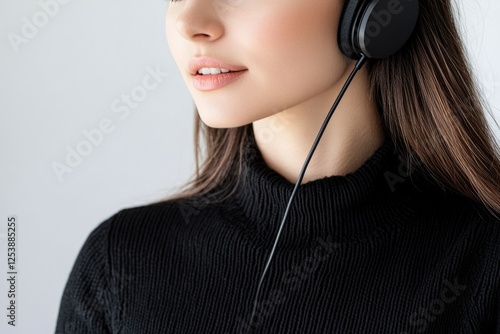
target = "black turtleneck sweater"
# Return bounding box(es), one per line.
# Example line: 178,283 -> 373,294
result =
55,134 -> 500,334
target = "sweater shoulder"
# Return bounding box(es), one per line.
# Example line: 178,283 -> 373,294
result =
104,198 -> 222,251
409,179 -> 500,228
414,192 -> 500,257
110,197 -> 220,230
469,203 -> 500,249
55,200 -> 207,333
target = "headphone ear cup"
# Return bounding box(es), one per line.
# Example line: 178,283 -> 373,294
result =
338,0 -> 365,60
338,0 -> 420,60
355,0 -> 419,58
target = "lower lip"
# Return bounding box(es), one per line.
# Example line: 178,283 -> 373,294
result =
192,70 -> 247,91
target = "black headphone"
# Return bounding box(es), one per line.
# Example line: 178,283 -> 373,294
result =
338,0 -> 420,59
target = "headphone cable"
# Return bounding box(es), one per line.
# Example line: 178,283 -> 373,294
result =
248,53 -> 368,330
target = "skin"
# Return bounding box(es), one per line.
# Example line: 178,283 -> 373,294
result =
166,0 -> 385,183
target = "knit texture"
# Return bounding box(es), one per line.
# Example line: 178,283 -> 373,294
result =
55,133 -> 500,333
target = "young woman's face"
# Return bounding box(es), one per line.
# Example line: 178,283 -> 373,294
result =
166,0 -> 352,128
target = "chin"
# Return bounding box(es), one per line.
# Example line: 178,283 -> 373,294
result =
197,109 -> 251,129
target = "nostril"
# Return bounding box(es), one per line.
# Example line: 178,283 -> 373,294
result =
173,9 -> 225,43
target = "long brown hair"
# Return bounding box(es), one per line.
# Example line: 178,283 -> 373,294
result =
157,0 -> 500,213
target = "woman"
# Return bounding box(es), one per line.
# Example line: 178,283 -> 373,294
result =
56,0 -> 500,333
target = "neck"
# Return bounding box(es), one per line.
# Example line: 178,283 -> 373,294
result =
232,132 -> 421,249
251,66 -> 385,184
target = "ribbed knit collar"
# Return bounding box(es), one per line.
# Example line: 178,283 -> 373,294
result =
230,130 -> 429,250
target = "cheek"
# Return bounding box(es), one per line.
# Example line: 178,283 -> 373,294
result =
256,3 -> 336,48
242,1 -> 345,94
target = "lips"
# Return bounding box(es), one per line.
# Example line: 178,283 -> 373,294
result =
188,56 -> 247,76
192,70 -> 247,91
188,57 -> 248,92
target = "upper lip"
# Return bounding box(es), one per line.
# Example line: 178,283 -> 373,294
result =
188,56 -> 247,75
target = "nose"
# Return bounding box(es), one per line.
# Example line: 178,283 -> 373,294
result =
174,0 -> 224,42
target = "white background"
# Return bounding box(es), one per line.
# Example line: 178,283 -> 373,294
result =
0,0 -> 499,333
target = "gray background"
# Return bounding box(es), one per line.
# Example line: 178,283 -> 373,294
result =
0,0 -> 499,332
